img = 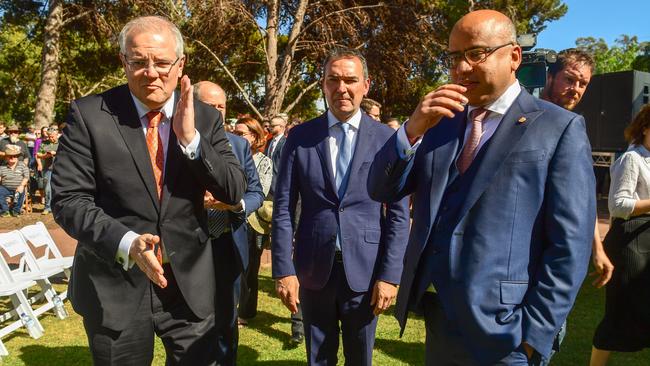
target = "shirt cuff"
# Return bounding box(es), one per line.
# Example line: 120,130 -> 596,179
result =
178,129 -> 201,160
396,121 -> 422,160
116,231 -> 140,271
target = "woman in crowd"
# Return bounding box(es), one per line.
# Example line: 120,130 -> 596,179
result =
591,104 -> 650,365
232,116 -> 273,326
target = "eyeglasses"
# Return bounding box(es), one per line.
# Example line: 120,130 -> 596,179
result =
442,42 -> 514,69
122,54 -> 182,76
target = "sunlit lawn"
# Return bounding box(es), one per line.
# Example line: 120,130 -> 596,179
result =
1,267 -> 649,365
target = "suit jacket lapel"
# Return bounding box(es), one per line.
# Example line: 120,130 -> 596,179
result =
105,86 -> 160,212
313,114 -> 338,197
457,90 -> 543,219
428,114 -> 464,225
160,91 -> 181,218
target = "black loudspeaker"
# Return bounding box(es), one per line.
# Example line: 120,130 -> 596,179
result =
573,70 -> 650,152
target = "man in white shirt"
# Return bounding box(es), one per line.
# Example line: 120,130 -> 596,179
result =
51,16 -> 246,365
369,9 -> 595,365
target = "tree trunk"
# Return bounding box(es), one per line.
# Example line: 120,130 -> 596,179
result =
33,0 -> 63,130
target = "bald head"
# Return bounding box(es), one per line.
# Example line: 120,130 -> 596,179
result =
451,10 -> 517,45
194,81 -> 227,118
448,9 -> 521,106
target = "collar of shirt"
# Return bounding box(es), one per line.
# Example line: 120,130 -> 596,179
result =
466,80 -> 522,117
631,144 -> 650,158
327,109 -> 362,132
130,92 -> 175,125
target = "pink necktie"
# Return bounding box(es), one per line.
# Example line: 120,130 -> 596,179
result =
457,108 -> 490,174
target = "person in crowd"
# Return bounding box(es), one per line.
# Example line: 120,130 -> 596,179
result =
542,49 -> 611,285
0,122 -> 6,139
360,98 -> 382,122
265,115 -> 287,197
0,124 -> 30,165
50,16 -> 246,365
37,128 -> 59,215
24,124 -> 37,164
194,81 -> 265,364
385,117 -> 400,130
539,47 -> 607,364
369,9 -> 595,365
272,47 -> 410,365
590,104 -> 650,365
232,117 -> 274,325
0,144 -> 29,216
34,126 -> 48,158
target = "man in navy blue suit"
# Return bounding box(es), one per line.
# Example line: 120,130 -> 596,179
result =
369,10 -> 595,365
272,48 -> 410,365
195,81 -> 264,364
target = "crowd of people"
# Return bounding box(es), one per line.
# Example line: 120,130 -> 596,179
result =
0,7 -> 646,366
0,122 -> 61,216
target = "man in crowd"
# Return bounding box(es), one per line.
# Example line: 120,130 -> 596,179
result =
51,16 -> 246,365
272,48 -> 410,365
0,124 -> 30,165
0,144 -> 29,216
194,80 -> 264,364
265,114 -> 286,197
360,98 -> 382,121
37,128 -> 58,215
369,10 -> 595,365
385,117 -> 400,130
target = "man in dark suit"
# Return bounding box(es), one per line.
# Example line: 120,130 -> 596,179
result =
272,48 -> 410,365
51,16 -> 246,365
265,115 -> 286,197
194,81 -> 264,364
369,10 -> 595,365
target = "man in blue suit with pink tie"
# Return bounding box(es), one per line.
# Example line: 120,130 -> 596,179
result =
272,48 -> 410,365
369,10 -> 595,365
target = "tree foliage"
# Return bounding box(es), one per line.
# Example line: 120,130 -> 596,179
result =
0,0 -> 572,126
576,35 -> 650,75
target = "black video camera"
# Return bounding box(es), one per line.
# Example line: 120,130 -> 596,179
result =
516,34 -> 557,91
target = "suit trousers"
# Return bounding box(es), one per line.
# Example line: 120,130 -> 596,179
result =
213,233 -> 243,366
300,259 -> 377,366
82,264 -> 218,366
422,293 -> 545,366
238,230 -> 264,320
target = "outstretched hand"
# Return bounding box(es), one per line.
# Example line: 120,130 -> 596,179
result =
129,233 -> 167,288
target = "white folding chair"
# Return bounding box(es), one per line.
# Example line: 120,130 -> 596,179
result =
0,231 -> 68,320
0,233 -> 47,358
19,222 -> 72,279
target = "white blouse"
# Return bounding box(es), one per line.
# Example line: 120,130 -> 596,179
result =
608,144 -> 650,219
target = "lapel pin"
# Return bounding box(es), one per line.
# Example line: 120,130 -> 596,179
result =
517,116 -> 527,124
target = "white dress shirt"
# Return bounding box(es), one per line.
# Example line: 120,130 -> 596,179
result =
116,92 -> 202,270
396,81 -> 522,160
327,109 -> 361,182
609,144 -> 650,219
268,134 -> 283,157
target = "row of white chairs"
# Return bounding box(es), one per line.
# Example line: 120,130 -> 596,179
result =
0,222 -> 73,358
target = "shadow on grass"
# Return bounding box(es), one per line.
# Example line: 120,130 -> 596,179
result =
19,345 -> 91,366
257,272 -> 277,298
374,337 -> 425,365
238,344 -> 307,365
244,309 -> 304,350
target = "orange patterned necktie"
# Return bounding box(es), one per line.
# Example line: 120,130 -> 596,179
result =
457,107 -> 490,174
146,111 -> 164,264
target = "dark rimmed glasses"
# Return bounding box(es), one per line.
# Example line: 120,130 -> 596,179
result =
442,42 -> 514,69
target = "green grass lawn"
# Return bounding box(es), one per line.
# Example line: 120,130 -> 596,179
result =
2,267 -> 649,365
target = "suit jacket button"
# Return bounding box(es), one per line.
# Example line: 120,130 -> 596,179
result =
339,207 -> 344,212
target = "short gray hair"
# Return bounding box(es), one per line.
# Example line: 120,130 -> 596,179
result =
322,48 -> 368,80
118,16 -> 184,57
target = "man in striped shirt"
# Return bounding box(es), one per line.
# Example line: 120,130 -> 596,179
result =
0,144 -> 29,216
